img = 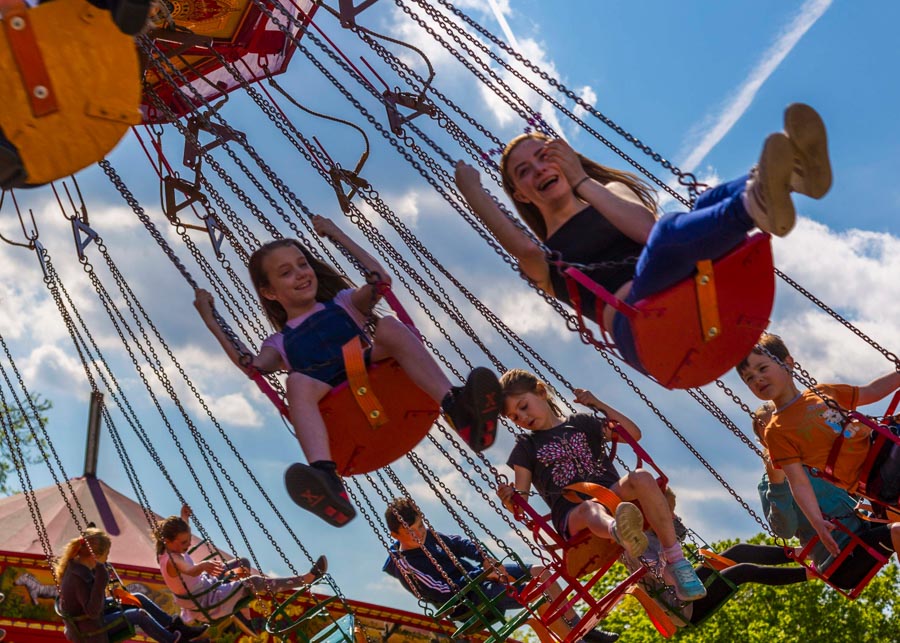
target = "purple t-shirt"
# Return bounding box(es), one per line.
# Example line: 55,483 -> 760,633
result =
261,289 -> 368,367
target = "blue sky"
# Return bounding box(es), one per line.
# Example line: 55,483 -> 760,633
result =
4,0 -> 900,618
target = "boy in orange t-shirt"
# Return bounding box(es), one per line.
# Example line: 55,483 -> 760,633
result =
737,334 -> 900,557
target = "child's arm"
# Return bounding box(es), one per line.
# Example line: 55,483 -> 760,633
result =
166,551 -> 225,579
312,215 -> 387,316
454,161 -> 552,291
858,371 -> 900,406
497,466 -> 533,513
781,462 -> 841,556
194,289 -> 283,374
574,388 -> 642,441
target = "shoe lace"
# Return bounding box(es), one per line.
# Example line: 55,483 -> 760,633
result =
668,559 -> 699,587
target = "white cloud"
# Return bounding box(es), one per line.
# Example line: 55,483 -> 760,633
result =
21,344 -> 88,396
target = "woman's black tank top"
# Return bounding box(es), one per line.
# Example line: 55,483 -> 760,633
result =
545,205 -> 644,323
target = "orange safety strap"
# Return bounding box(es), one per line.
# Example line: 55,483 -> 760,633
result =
562,482 -> 621,513
698,549 -> 737,572
341,337 -> 388,429
1,0 -> 59,117
694,259 -> 721,343
624,585 -> 679,637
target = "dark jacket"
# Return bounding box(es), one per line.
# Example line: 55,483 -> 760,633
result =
59,560 -> 110,643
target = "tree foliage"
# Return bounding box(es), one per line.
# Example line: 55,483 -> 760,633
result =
592,534 -> 900,642
0,395 -> 51,495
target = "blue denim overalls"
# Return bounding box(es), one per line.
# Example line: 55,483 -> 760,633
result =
282,300 -> 369,386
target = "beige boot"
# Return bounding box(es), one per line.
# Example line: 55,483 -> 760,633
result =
745,132 -> 796,237
784,103 -> 832,199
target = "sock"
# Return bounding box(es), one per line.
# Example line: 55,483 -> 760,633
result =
607,520 -> 618,539
309,460 -> 345,492
440,387 -> 462,413
662,543 -> 685,564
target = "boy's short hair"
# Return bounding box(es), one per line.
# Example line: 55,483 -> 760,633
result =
385,497 -> 421,535
736,333 -> 792,375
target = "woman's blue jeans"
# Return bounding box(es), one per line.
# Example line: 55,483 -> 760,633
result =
614,175 -> 754,369
104,594 -> 177,642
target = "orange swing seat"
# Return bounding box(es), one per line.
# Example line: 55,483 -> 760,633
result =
253,336 -> 439,477
566,232 -> 775,389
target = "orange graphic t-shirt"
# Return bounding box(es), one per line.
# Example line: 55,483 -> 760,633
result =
764,384 -> 871,492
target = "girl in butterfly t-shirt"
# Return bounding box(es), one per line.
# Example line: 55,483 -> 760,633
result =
496,368 -> 707,602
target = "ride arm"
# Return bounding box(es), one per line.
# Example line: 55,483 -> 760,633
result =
573,388 -> 642,441
541,139 -> 656,244
782,462 -> 840,556
454,161 -> 552,291
193,289 -> 283,374
858,371 -> 900,406
313,215 -> 388,316
497,466 -> 534,513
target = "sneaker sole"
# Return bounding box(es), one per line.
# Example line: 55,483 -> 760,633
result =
113,0 -> 153,35
756,133 -> 796,237
284,463 -> 356,527
613,502 -> 648,558
462,367 -> 502,452
784,103 -> 832,199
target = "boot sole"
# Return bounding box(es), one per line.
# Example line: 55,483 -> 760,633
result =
284,463 -> 356,527
756,133 -> 796,237
613,502 -> 648,558
784,103 -> 832,199
463,367 -> 502,452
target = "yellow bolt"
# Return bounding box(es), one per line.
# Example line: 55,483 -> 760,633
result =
356,386 -> 367,396
699,275 -> 710,285
708,327 -> 719,337
369,410 -> 380,419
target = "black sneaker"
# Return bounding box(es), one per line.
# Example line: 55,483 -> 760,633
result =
308,554 -> 328,581
285,463 -> 356,527
442,367 -> 501,452
110,0 -> 153,35
168,617 -> 209,641
582,628 -> 620,643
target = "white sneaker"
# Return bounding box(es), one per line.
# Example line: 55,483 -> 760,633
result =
609,502 -> 648,558
745,132 -> 796,237
783,103 -> 832,199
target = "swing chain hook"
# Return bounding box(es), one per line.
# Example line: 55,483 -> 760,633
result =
0,189 -> 39,248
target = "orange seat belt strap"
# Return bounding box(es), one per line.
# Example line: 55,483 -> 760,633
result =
342,337 -> 388,429
1,0 -> 59,117
562,482 -> 621,513
698,549 -> 737,571
694,259 -> 721,343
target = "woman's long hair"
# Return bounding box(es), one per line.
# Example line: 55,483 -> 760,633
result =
248,239 -> 355,330
54,528 -> 111,580
499,133 -> 658,241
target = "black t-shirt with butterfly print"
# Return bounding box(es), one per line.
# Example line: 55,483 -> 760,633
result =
507,413 -> 620,534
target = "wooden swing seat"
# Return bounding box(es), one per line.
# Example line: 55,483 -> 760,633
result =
0,0 -> 141,187
566,232 -> 775,389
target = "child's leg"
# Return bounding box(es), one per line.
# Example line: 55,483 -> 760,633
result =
284,374 -> 355,526
285,372 -> 333,463
370,316 -> 451,402
244,574 -> 308,594
371,316 -> 501,451
611,470 -> 677,548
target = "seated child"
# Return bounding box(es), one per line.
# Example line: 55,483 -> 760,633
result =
738,334 -> 900,555
622,487 -> 807,627
381,497 -> 620,643
754,404 -> 900,589
154,505 -> 327,626
194,215 -> 501,525
57,527 -> 209,642
496,369 -> 707,601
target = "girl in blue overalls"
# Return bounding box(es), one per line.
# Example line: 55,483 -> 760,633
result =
194,215 -> 500,526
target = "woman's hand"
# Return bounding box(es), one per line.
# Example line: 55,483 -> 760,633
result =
454,160 -> 483,194
180,504 -> 193,523
541,139 -> 587,187
312,214 -> 342,239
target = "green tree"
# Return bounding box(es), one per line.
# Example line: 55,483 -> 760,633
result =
593,534 -> 900,642
0,395 -> 51,495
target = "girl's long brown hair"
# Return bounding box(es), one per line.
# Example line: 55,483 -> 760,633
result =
500,133 -> 658,241
248,239 -> 355,330
55,528 -> 111,580
153,515 -> 190,557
